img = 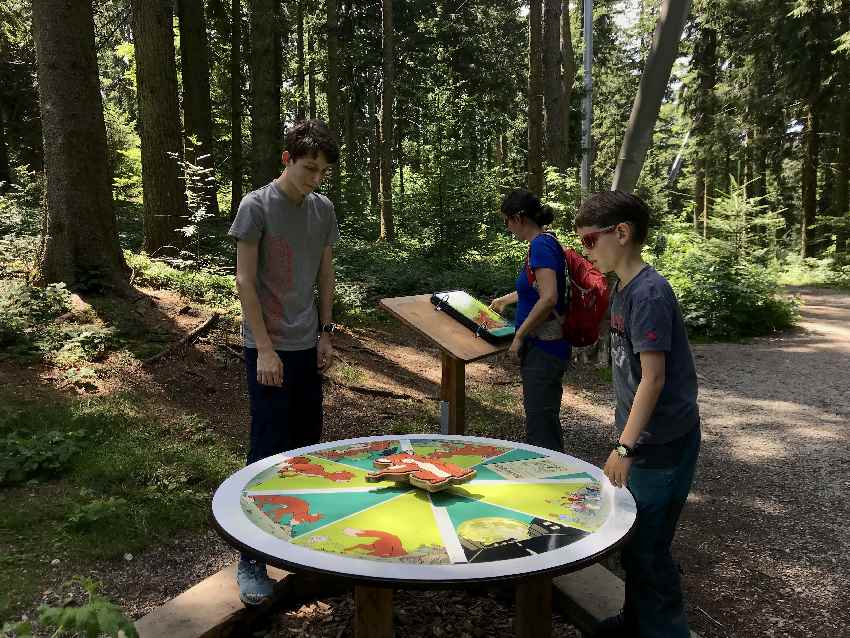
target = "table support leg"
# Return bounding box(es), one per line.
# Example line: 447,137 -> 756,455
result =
354,585 -> 393,638
515,576 -> 552,638
440,352 -> 465,435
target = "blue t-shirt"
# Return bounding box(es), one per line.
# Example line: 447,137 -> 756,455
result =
515,233 -> 570,360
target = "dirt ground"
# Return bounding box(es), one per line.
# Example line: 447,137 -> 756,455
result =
13,287 -> 849,637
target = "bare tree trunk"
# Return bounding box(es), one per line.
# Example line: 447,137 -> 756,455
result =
368,81 -> 380,220
308,20 -> 317,119
177,0 -> 219,216
543,0 -> 565,170
379,0 -> 394,241
834,0 -> 850,225
132,0 -> 187,255
528,0 -> 544,196
0,106 -> 10,190
230,0 -> 243,218
326,0 -> 341,203
560,0 -> 576,165
612,0 -> 691,193
296,0 -> 306,120
801,104 -> 819,258
249,0 -> 281,189
32,0 -> 128,289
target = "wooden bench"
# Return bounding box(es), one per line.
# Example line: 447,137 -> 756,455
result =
136,562 -> 699,638
553,563 -> 700,637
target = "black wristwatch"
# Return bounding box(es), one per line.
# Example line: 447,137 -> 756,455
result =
320,322 -> 336,335
613,442 -> 636,458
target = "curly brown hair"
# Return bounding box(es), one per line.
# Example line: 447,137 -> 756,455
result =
285,119 -> 339,164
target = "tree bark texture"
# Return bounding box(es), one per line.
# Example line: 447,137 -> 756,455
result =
132,0 -> 187,255
560,0 -> 576,166
690,24 -> 716,226
543,0 -> 564,170
177,0 -> 219,216
0,106 -> 10,190
308,21 -> 317,119
612,0 -> 691,193
326,0 -> 341,202
368,81 -> 380,220
250,0 -> 281,189
833,0 -> 849,222
801,104 -> 819,257
296,0 -> 306,120
527,0 -> 544,196
230,0 -> 243,217
32,0 -> 128,289
379,0 -> 394,241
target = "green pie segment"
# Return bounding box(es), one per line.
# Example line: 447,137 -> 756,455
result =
409,439 -> 513,468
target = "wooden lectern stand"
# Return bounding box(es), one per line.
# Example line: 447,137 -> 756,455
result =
379,294 -> 508,435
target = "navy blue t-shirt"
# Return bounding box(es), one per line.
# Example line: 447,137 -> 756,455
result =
515,233 -> 570,360
610,265 -> 700,454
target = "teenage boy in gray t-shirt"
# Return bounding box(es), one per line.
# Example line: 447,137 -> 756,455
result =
575,191 -> 700,638
227,119 -> 340,605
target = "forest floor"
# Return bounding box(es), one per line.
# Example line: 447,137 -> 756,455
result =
4,286 -> 848,637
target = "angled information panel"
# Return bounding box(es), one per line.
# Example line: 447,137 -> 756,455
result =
212,434 -> 636,585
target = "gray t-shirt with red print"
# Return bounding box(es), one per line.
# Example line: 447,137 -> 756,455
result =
228,181 -> 339,351
610,265 -> 699,446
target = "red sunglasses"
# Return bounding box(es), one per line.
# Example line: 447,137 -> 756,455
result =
578,224 -> 618,250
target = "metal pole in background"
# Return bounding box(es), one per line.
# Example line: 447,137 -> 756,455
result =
580,0 -> 593,194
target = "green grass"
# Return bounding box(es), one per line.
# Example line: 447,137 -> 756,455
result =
0,391 -> 242,620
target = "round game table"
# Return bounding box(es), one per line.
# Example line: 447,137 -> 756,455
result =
212,434 -> 637,637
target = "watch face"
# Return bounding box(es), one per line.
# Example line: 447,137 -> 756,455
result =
616,445 -> 628,457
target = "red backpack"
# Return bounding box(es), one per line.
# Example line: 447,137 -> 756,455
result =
525,234 -> 610,347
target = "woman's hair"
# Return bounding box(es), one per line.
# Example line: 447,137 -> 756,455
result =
574,190 -> 650,244
501,189 -> 555,227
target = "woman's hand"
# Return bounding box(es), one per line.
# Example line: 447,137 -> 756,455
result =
603,450 -> 633,488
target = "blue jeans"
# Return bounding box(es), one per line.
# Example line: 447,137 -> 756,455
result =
520,343 -> 567,452
621,426 -> 700,638
241,347 -> 323,563
244,347 -> 323,464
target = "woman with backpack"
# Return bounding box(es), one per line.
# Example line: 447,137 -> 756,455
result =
490,189 -> 570,452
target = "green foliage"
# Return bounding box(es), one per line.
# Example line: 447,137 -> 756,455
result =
0,430 -> 88,486
653,228 -> 798,339
37,578 -> 137,638
779,254 -> 850,288
125,251 -> 238,310
64,495 -> 129,532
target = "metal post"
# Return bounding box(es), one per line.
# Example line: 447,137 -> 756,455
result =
581,0 -> 593,194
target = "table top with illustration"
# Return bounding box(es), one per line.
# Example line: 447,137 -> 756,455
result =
212,434 -> 636,586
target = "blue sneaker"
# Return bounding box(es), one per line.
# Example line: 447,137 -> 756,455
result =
236,559 -> 274,606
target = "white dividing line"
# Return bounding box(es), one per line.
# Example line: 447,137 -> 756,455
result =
245,487 -> 406,496
466,478 -> 595,485
284,489 -> 413,537
399,439 -> 414,452
429,500 -> 468,564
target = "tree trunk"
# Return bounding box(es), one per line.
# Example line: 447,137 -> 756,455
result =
230,0 -> 243,217
132,0 -> 187,255
528,0 -> 544,196
326,0 -> 341,202
543,0 -> 564,170
32,0 -> 128,289
308,20 -> 317,119
0,106 -> 10,190
560,0 -> 576,166
177,0 -> 219,216
379,0 -> 394,241
249,0 -> 281,189
834,0 -> 849,233
296,0 -> 306,120
611,0 -> 691,193
801,104 -> 819,258
368,82 -> 380,221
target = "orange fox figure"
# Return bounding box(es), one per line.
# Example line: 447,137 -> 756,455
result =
252,495 -> 323,525
278,456 -> 354,482
343,528 -> 406,558
366,453 -> 476,491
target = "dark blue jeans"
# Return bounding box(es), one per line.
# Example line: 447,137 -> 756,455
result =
520,343 -> 568,452
622,426 -> 700,638
244,346 -> 323,464
241,347 -> 323,564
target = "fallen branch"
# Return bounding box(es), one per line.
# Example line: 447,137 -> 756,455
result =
696,605 -> 725,629
143,312 -> 220,365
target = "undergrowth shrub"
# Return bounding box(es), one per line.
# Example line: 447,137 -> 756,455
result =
0,430 -> 88,486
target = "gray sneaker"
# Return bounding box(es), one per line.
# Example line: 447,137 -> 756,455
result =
236,559 -> 275,606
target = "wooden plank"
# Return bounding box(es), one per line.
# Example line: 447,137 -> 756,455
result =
440,352 -> 466,435
354,585 -> 393,638
379,295 -> 506,362
552,564 -> 701,637
515,576 -> 552,638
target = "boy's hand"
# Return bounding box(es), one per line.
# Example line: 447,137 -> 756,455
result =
256,348 -> 283,386
490,297 -> 507,314
508,334 -> 523,361
317,336 -> 335,373
603,450 -> 633,488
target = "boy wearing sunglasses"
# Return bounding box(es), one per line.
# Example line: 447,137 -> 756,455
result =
575,191 -> 700,638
